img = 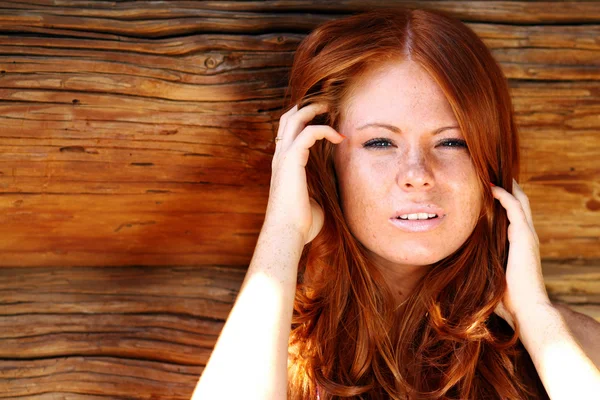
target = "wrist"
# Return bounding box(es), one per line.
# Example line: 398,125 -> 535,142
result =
514,298 -> 555,327
514,300 -> 563,350
245,221 -> 306,288
261,218 -> 306,242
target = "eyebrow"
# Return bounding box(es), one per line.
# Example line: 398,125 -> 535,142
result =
357,123 -> 460,135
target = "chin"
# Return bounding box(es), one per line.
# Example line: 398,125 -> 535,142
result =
395,253 -> 445,266
381,246 -> 448,266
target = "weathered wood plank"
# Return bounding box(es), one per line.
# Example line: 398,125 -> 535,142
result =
1,21 -> 598,56
543,259 -> 600,367
0,265 -> 246,398
1,22 -> 599,82
0,357 -> 203,399
0,211 -> 266,267
0,265 -> 244,315
0,2 -> 598,397
0,260 -> 597,398
1,79 -> 597,266
0,314 -> 219,364
0,1 -> 599,27
544,259 -> 600,305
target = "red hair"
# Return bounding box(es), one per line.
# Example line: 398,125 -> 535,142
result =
285,8 -> 549,400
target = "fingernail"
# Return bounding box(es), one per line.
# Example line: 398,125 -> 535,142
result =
339,133 -> 347,139
490,182 -> 495,187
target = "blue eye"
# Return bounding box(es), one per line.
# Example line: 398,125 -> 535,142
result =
438,139 -> 467,149
363,138 -> 393,149
363,138 -> 467,150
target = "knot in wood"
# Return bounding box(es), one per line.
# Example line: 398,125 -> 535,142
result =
205,57 -> 217,69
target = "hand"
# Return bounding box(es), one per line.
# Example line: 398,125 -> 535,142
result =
491,179 -> 551,330
265,103 -> 345,245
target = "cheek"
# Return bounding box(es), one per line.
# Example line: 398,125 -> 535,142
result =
449,168 -> 482,228
337,157 -> 384,222
433,154 -> 480,208
437,153 -> 478,187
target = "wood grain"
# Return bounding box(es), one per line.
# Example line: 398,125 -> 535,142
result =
0,265 -> 237,399
0,1 -> 598,398
0,44 -> 598,265
0,79 -> 597,265
1,260 -> 598,398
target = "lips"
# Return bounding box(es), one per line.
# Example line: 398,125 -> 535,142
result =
389,214 -> 445,232
391,205 -> 446,220
389,204 -> 446,233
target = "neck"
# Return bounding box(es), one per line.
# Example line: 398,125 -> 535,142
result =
367,250 -> 428,307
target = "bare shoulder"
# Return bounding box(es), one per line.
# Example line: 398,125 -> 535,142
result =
553,302 -> 600,369
554,302 -> 599,324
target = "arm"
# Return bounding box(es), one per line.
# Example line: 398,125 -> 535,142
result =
554,302 -> 600,369
491,180 -> 600,399
516,301 -> 600,399
191,102 -> 342,399
190,223 -> 304,400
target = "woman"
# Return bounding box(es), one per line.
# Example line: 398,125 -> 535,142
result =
193,8 -> 600,399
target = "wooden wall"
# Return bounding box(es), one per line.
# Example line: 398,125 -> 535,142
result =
0,1 -> 598,398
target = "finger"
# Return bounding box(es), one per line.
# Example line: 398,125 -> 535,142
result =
288,124 -> 345,167
280,103 -> 298,123
511,179 -> 534,230
275,104 -> 298,145
491,184 -> 530,231
277,103 -> 330,149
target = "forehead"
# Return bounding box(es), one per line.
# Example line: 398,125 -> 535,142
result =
340,60 -> 456,129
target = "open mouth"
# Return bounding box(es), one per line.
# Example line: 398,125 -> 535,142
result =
389,212 -> 443,232
396,213 -> 438,220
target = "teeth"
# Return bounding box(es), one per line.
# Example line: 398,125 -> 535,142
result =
398,213 -> 437,220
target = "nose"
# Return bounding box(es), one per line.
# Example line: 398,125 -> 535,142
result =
396,147 -> 434,191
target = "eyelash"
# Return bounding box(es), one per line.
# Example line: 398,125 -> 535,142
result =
363,137 -> 468,150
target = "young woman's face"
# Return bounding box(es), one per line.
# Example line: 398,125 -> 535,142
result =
333,60 -> 482,274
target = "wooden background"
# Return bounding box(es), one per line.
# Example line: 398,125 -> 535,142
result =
0,1 -> 598,398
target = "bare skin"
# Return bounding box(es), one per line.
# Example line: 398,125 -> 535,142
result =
193,62 -> 600,399
333,59 -> 482,305
192,103 -> 345,399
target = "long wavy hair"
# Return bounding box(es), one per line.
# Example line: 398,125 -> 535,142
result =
284,8 -> 549,400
